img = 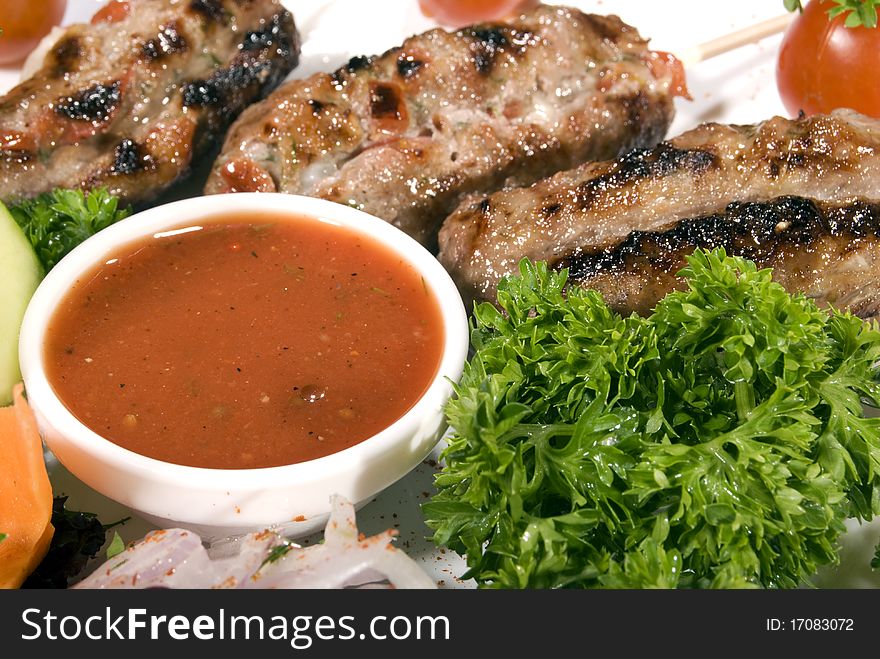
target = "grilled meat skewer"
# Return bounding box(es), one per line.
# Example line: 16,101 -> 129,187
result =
205,4 -> 685,245
440,109 -> 880,304
557,196 -> 880,319
0,0 -> 300,206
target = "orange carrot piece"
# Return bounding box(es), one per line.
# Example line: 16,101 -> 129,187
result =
0,383 -> 54,588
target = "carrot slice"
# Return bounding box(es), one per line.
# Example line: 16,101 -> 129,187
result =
0,383 -> 54,588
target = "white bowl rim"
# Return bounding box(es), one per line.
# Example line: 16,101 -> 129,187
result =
19,192 -> 469,492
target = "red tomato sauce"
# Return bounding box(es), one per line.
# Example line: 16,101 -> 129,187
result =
44,215 -> 445,469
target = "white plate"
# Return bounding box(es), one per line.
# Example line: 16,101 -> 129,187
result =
3,0 -> 879,588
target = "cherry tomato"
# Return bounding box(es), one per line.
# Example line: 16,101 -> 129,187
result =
418,0 -> 533,27
0,0 -> 68,66
776,0 -> 880,118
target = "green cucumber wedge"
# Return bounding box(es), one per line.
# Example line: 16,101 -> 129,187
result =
0,201 -> 43,406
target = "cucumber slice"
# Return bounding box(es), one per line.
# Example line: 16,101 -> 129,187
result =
0,202 -> 43,406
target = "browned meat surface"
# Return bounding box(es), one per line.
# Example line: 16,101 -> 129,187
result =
0,0 -> 299,206
440,109 -> 880,304
205,4 -> 684,245
555,196 -> 880,319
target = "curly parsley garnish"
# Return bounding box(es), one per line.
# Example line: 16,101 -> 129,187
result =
424,249 -> 880,589
22,496 -> 129,589
8,187 -> 131,272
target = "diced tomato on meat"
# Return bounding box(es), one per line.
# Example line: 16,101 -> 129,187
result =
219,158 -> 277,193
645,51 -> 691,100
92,1 -> 131,24
0,130 -> 37,154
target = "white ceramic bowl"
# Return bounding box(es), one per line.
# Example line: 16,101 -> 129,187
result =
19,193 -> 469,540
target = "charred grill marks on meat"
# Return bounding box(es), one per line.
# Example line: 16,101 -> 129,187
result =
396,56 -> 425,79
438,110 -> 880,305
242,13 -> 290,52
575,144 -> 717,211
54,81 -> 122,124
0,0 -> 300,207
111,139 -> 145,175
141,23 -> 188,61
182,60 -> 273,109
369,83 -> 406,120
206,4 -> 684,245
609,143 -> 715,180
179,13 -> 296,114
46,36 -> 84,77
468,27 -> 512,74
557,196 -> 880,319
190,0 -> 228,24
343,55 -> 372,74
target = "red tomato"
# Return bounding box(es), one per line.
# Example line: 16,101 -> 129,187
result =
776,0 -> 880,118
418,0 -> 533,26
0,0 -> 68,66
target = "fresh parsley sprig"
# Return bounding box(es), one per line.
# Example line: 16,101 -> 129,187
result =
8,188 -> 131,272
22,496 -> 129,589
424,249 -> 880,588
785,0 -> 879,28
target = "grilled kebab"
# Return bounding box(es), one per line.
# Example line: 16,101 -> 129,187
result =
560,196 -> 880,319
439,109 -> 880,313
204,4 -> 685,245
0,0 -> 300,206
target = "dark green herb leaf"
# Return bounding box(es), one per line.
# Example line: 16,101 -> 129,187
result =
425,249 -> 880,588
260,541 -> 293,569
8,187 -> 131,272
22,496 -> 128,589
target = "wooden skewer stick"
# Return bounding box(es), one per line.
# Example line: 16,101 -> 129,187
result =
677,13 -> 795,66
